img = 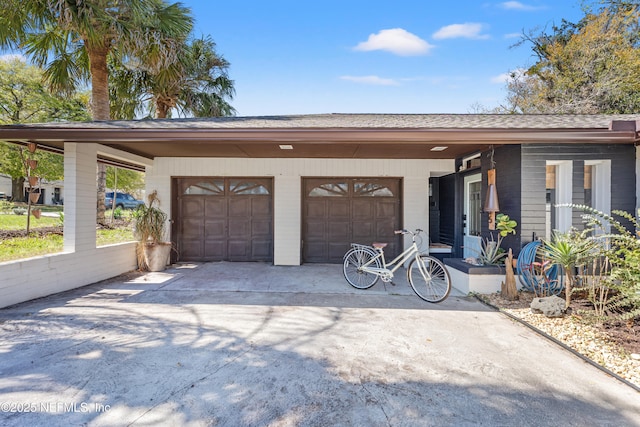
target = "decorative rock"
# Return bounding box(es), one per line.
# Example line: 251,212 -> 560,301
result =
632,353 -> 640,360
530,295 -> 566,318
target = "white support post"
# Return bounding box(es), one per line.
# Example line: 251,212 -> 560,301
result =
274,175 -> 301,265
63,143 -> 98,252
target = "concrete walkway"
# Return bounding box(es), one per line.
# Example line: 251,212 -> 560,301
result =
1,262 -> 639,426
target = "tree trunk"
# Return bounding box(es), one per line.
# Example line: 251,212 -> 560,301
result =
564,269 -> 574,309
87,44 -> 111,121
86,42 -> 111,225
156,98 -> 170,119
11,177 -> 25,202
97,163 -> 107,225
502,248 -> 519,300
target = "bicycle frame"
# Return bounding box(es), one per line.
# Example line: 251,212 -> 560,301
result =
355,238 -> 420,278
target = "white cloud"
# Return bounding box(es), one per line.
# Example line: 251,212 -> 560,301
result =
0,53 -> 27,62
340,75 -> 400,86
491,73 -> 511,84
504,32 -> 522,39
499,1 -> 544,11
433,23 -> 490,40
353,28 -> 434,56
491,68 -> 526,84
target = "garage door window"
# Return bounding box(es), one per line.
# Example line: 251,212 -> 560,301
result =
230,179 -> 270,195
183,180 -> 224,195
308,182 -> 348,197
354,181 -> 395,197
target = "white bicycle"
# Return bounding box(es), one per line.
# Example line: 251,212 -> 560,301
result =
342,229 -> 452,303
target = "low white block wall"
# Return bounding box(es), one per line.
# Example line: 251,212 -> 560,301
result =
0,242 -> 137,309
448,268 -> 506,295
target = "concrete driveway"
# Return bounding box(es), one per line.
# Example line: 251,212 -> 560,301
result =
1,262 -> 639,427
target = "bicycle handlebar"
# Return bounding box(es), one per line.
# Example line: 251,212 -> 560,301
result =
394,228 -> 423,235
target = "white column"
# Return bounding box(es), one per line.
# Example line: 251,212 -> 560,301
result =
273,175 -> 301,265
64,143 -> 97,252
403,177 -> 430,252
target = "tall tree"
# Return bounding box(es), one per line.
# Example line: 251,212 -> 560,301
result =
106,166 -> 145,196
0,57 -> 89,200
110,36 -> 236,120
499,2 -> 640,114
0,0 -> 194,222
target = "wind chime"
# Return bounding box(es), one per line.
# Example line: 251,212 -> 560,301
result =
484,145 -> 499,230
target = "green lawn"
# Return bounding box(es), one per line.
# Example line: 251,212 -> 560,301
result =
0,213 -> 136,262
0,213 -> 61,230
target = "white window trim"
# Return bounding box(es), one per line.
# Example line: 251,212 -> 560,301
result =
547,160 -> 572,234
586,159 -> 611,233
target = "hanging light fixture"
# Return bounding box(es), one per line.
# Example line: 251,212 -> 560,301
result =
485,173 -> 500,211
485,146 -> 499,230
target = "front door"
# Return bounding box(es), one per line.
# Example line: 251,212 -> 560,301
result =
463,173 -> 482,258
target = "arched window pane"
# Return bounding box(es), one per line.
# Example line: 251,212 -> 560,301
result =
230,180 -> 270,195
184,180 -> 224,195
354,181 -> 394,197
308,183 -> 348,197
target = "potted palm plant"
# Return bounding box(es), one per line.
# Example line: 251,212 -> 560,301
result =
133,190 -> 172,272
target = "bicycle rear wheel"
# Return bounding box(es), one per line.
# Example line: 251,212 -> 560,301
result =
343,247 -> 381,289
407,255 -> 451,303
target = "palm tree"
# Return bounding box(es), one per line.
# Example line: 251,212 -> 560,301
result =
543,229 -> 597,309
0,0 -> 193,120
0,0 -> 194,222
110,36 -> 236,119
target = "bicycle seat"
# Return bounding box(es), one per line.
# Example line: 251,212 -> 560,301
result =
372,242 -> 387,249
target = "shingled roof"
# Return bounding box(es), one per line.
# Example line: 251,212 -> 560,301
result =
5,113 -> 640,130
1,114 -> 638,162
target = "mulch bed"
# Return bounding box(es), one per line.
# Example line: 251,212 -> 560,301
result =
0,219 -> 130,240
483,291 -> 640,355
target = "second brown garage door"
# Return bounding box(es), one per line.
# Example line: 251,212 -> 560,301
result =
303,178 -> 401,263
173,178 -> 273,262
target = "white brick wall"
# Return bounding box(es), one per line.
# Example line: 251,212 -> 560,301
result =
0,243 -> 137,309
148,157 -> 455,265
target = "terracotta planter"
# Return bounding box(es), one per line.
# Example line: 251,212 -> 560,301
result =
27,142 -> 37,153
143,242 -> 172,272
28,176 -> 38,187
29,192 -> 40,204
27,159 -> 38,170
32,209 -> 41,219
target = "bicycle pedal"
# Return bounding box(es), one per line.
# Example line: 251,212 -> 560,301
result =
390,281 -> 397,286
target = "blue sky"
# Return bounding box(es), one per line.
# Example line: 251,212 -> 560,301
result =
186,0 -> 585,116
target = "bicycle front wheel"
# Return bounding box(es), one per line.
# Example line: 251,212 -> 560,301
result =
407,255 -> 451,303
343,248 -> 381,289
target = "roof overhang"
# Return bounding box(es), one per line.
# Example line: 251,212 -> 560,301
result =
1,126 -> 638,161
1,115 -> 638,161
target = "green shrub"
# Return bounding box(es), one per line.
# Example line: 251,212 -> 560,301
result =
563,205 -> 640,321
0,200 -> 13,213
113,206 -> 124,220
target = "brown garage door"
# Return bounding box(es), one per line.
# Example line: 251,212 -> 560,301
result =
173,178 -> 273,262
303,178 -> 401,263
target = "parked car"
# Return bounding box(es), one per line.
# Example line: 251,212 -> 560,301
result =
105,192 -> 144,210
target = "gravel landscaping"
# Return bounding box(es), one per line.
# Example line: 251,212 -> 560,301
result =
477,291 -> 640,390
